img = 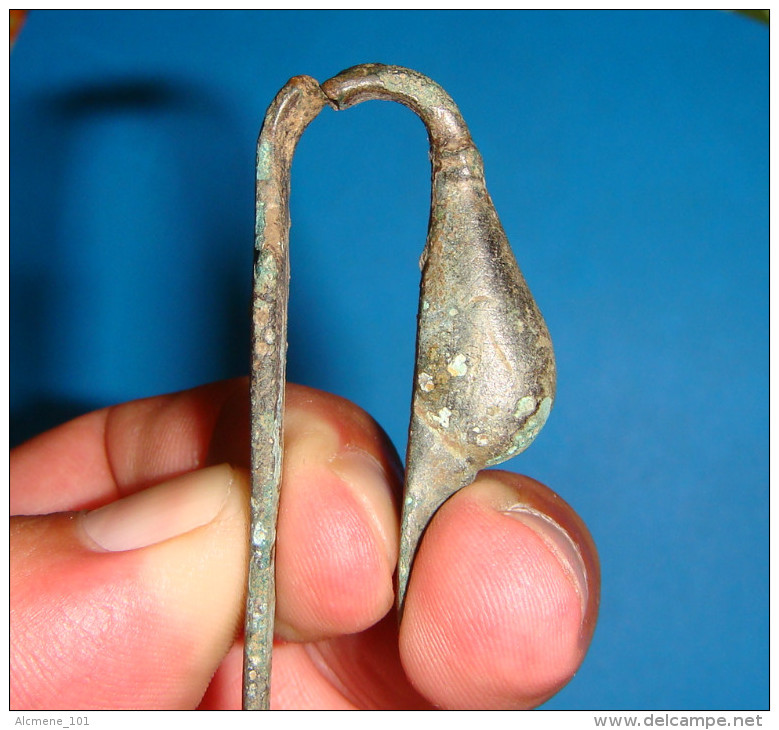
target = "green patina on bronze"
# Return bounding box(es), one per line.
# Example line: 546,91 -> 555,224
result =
244,64 -> 556,710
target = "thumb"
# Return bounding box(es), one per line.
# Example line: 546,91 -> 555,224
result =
11,464 -> 249,710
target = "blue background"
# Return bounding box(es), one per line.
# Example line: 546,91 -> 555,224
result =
10,10 -> 768,710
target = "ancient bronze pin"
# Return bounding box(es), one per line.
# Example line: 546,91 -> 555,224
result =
244,64 -> 556,710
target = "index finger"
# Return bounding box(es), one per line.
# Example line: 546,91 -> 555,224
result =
10,378 -> 247,515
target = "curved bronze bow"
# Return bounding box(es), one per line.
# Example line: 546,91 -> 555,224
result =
244,64 -> 556,710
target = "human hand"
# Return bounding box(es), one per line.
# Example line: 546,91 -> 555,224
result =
10,378 -> 599,710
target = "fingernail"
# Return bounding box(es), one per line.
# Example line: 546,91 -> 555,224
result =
330,449 -> 399,569
503,504 -> 589,617
81,464 -> 236,552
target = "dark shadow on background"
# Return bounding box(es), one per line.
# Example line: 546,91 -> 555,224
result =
11,77 -> 250,446
10,399 -> 101,449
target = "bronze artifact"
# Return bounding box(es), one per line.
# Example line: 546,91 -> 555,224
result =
244,63 -> 556,710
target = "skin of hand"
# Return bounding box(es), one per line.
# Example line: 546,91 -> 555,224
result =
10,378 -> 599,710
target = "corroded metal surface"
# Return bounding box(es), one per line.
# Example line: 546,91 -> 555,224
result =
245,64 -> 555,710
322,64 -> 556,613
245,75 -> 328,710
